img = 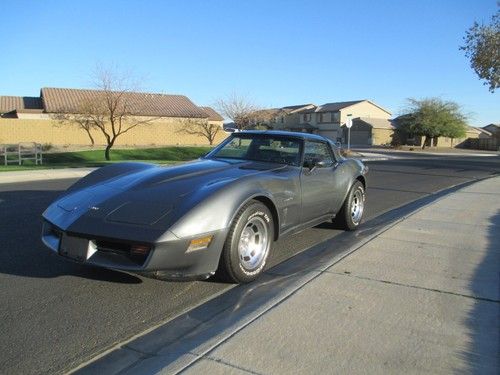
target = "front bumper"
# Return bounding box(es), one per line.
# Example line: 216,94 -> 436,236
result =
41,220 -> 228,278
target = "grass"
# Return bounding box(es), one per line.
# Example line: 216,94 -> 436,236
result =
0,146 -> 213,172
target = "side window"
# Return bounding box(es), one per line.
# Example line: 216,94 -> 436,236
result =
303,141 -> 334,167
215,138 -> 252,158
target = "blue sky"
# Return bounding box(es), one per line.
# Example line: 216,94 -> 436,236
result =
0,0 -> 498,125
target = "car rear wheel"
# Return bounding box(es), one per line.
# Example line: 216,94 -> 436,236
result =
336,180 -> 365,231
218,200 -> 274,283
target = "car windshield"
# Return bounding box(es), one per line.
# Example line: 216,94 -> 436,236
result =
208,134 -> 302,166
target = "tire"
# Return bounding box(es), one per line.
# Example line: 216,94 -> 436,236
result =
218,200 -> 274,283
336,181 -> 365,231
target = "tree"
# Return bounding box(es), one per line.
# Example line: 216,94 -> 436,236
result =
57,66 -> 158,160
53,102 -> 98,146
215,93 -> 260,130
178,118 -> 221,145
460,8 -> 500,92
398,98 -> 467,148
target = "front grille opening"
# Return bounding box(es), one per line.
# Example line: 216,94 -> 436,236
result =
95,240 -> 150,265
96,240 -> 130,254
49,224 -> 62,239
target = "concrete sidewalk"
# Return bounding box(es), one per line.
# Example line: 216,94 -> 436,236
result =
128,177 -> 499,375
0,167 -> 95,184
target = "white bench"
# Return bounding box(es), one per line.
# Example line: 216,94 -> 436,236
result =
1,143 -> 43,166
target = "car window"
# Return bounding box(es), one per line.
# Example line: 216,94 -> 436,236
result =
210,135 -> 302,166
214,138 -> 252,159
303,141 -> 334,167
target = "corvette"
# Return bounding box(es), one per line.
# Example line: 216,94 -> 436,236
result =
42,131 -> 368,283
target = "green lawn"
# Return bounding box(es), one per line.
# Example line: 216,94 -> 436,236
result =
0,146 -> 212,172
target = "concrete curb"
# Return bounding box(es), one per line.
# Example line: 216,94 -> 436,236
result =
70,176 -> 496,375
354,148 -> 499,158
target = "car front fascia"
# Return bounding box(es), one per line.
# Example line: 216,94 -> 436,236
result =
41,217 -> 228,278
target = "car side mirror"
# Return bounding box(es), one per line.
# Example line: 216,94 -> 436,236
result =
314,159 -> 328,168
306,158 -> 328,171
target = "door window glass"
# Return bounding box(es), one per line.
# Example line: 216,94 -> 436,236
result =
303,141 -> 334,167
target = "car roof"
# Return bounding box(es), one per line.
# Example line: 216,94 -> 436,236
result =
236,130 -> 330,142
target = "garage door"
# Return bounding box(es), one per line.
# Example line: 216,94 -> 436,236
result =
349,130 -> 371,145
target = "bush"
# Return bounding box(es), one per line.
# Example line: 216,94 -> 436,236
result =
42,143 -> 53,151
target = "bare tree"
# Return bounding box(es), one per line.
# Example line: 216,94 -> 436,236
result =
177,118 -> 221,145
56,66 -> 159,160
215,93 -> 260,130
52,108 -> 97,146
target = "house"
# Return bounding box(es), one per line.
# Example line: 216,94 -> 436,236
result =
251,104 -> 315,129
466,124 -> 500,151
483,124 -> 500,138
475,127 -> 493,139
257,99 -> 392,144
199,106 -> 224,125
393,114 -> 482,148
0,88 -> 225,146
345,117 -> 396,146
0,96 -> 45,119
296,100 -> 391,142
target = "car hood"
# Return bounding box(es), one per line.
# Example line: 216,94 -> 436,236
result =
46,158 -> 286,228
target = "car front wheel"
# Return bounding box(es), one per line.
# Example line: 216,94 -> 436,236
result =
337,180 -> 365,231
218,200 -> 274,283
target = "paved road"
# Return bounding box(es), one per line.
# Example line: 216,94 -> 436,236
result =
0,156 -> 498,374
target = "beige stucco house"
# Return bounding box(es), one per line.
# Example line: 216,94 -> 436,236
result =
259,99 -> 392,145
0,88 -> 226,146
466,124 -> 499,150
260,99 -> 488,149
344,117 -> 396,146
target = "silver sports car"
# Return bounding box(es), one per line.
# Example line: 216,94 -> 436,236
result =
42,131 -> 368,283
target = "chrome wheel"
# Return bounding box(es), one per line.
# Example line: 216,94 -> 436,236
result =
237,216 -> 269,271
351,189 -> 364,224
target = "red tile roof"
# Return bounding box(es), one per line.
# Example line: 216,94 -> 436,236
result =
200,106 -> 224,121
0,96 -> 43,114
41,87 -> 208,118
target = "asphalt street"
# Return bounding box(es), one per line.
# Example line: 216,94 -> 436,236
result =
0,155 -> 499,374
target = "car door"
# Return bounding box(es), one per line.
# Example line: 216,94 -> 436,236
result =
300,140 -> 336,223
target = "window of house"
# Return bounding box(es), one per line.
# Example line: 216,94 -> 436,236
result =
302,113 -> 311,122
318,113 -> 324,123
332,112 -> 340,123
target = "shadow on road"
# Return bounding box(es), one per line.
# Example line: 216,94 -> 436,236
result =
0,189 -> 142,284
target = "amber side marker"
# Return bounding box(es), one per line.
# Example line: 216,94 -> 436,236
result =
187,235 -> 213,252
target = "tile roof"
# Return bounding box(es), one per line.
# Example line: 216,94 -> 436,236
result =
281,104 -> 316,113
0,96 -> 43,114
200,106 -> 224,121
315,100 -> 365,113
297,100 -> 391,115
473,127 -> 492,136
462,126 -> 479,135
483,123 -> 500,134
41,87 -> 207,118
